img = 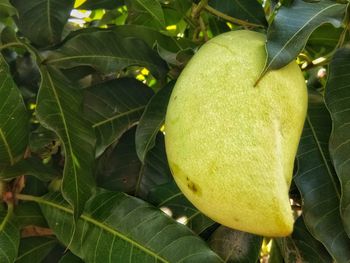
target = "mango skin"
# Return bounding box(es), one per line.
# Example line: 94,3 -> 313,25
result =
164,30 -> 307,237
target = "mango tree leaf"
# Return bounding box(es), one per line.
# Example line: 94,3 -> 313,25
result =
136,82 -> 174,162
15,237 -> 57,263
126,0 -> 166,29
29,126 -> 58,156
147,182 -> 215,235
59,251 -> 83,263
291,216 -> 333,262
294,89 -> 350,262
84,78 -> 153,156
261,0 -> 346,76
0,0 -> 17,18
0,157 -> 59,181
135,133 -> 173,199
77,0 -> 124,10
113,25 -> 193,52
36,66 -> 96,219
46,31 -> 168,79
14,202 -> 47,228
208,0 -> 267,26
274,216 -> 333,263
208,226 -> 262,263
305,24 -> 344,58
0,205 -> 20,263
97,131 -> 173,198
97,127 -> 142,193
324,46 -> 350,236
11,0 -> 74,47
0,54 -> 29,169
37,190 -> 223,262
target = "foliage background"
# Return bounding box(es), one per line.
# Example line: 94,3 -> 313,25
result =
0,0 -> 350,262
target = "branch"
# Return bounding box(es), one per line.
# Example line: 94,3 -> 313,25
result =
204,5 -> 264,28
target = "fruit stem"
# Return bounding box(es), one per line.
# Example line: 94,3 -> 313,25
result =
204,5 -> 264,28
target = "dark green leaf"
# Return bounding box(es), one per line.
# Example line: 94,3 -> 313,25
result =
15,237 -> 57,263
274,234 -> 303,263
84,78 -> 153,156
294,89 -> 350,262
47,30 -> 168,78
97,129 -> 172,198
0,157 -> 59,181
291,216 -> 333,262
22,176 -> 49,196
274,216 -> 333,262
0,54 -> 29,169
0,0 -> 17,18
29,126 -> 58,156
77,0 -> 124,10
135,133 -> 173,199
113,25 -> 193,52
147,182 -> 215,235
59,251 -> 83,263
0,204 -> 20,263
208,226 -> 263,263
126,0 -> 166,29
306,24 -> 344,57
324,46 -> 350,236
156,46 -> 193,67
36,66 -> 96,219
262,0 -> 346,75
15,202 -> 47,228
209,0 -> 267,26
97,127 -> 142,193
41,244 -> 66,263
11,0 -> 74,47
38,190 -> 223,262
136,82 -> 174,162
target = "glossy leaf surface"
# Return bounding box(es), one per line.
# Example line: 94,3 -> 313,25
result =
0,205 -> 20,263
39,190 -> 223,262
47,31 -> 168,78
208,226 -> 262,263
0,157 -> 58,181
15,237 -> 57,263
294,90 -> 350,262
36,66 -> 96,218
136,82 -> 174,162
262,0 -> 345,75
0,55 -> 29,168
84,78 -> 153,156
147,182 -> 215,235
11,0 -> 74,46
324,46 -> 350,235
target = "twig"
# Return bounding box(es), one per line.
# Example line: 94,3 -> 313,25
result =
204,5 -> 264,28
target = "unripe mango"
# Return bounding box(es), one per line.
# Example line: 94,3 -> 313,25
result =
165,30 -> 307,237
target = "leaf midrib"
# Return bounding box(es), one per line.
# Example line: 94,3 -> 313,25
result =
34,195 -> 169,263
45,71 -> 80,213
306,115 -> 340,199
92,106 -> 145,128
136,0 -> 165,26
265,3 -> 342,72
0,128 -> 14,165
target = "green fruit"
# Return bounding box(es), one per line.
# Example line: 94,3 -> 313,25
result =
164,30 -> 307,237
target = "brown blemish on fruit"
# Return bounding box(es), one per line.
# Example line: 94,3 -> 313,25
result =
186,176 -> 201,196
170,162 -> 202,196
